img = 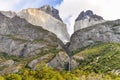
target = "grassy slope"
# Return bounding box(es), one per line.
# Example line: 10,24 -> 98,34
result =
74,42 -> 120,74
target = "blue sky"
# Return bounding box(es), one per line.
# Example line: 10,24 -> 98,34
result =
0,0 -> 63,11
16,0 -> 63,11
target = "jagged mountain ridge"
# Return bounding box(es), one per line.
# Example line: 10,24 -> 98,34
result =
1,11 -> 16,18
0,12 -> 63,56
69,19 -> 120,51
1,5 -> 70,43
74,10 -> 105,32
38,5 -> 62,21
75,10 -> 103,21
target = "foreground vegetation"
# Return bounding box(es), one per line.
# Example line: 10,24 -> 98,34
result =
0,63 -> 120,80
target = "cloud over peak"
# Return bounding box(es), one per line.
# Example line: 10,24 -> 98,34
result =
57,0 -> 120,35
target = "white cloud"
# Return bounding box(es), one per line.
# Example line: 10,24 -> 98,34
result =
0,0 -> 20,11
0,0 -> 57,11
57,0 -> 120,35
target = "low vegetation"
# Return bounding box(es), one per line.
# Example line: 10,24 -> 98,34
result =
0,63 -> 120,80
74,42 -> 120,74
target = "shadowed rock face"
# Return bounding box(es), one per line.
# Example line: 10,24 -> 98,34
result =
17,5 -> 70,43
1,11 -> 16,18
0,5 -> 62,21
0,5 -> 70,44
0,6 -> 71,73
38,5 -> 62,21
75,10 -> 103,21
0,12 -> 71,74
69,19 -> 120,51
74,10 -> 104,32
0,12 -> 62,56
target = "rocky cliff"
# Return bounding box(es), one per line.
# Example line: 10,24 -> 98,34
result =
74,10 -> 104,32
38,5 -> 62,21
69,19 -> 120,51
0,12 -> 63,56
1,11 -> 16,18
0,5 -> 70,44
17,5 -> 70,43
0,12 -> 68,74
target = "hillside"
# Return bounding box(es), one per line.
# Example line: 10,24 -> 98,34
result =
0,43 -> 120,80
69,19 -> 120,51
73,42 -> 120,75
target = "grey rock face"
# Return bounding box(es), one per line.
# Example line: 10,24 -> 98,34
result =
0,11 -> 67,74
0,60 -> 14,67
39,5 -> 62,21
75,10 -> 103,21
0,5 -> 70,43
0,9 -> 70,73
28,54 -> 53,69
48,52 -> 69,70
48,52 -> 79,70
1,11 -> 16,18
69,19 -> 120,51
0,12 -> 62,56
17,6 -> 70,43
74,10 -> 104,32
0,60 -> 18,75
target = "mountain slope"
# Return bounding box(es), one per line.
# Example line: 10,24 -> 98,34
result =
17,5 -> 70,43
69,19 -> 120,51
73,43 -> 120,75
0,12 -> 66,74
0,5 -> 70,43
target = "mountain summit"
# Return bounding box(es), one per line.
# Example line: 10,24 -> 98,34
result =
74,10 -> 104,31
17,5 -> 70,43
0,5 -> 70,43
38,5 -> 62,21
75,10 -> 103,21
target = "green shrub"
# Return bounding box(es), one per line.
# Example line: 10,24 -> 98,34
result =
0,76 -> 5,80
6,74 -> 22,80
